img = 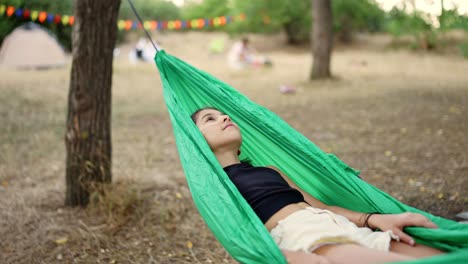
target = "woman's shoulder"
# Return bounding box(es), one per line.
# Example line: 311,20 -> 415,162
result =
265,165 -> 282,174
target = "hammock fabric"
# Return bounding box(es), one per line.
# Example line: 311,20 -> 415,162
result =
154,50 -> 468,263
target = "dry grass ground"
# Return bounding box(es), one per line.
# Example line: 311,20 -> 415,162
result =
0,32 -> 467,263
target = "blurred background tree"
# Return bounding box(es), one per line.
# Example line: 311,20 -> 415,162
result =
310,0 -> 333,79
227,0 -> 386,45
385,6 -> 436,50
438,5 -> 468,57
228,0 -> 311,44
332,0 -> 386,43
439,9 -> 468,31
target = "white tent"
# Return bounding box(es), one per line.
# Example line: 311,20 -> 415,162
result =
0,22 -> 67,69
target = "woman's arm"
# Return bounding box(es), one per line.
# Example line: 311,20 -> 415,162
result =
269,166 -> 438,246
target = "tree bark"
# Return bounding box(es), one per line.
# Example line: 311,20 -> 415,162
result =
310,0 -> 333,79
65,0 -> 121,206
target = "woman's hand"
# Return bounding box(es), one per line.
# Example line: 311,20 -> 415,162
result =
368,212 -> 438,246
282,250 -> 333,264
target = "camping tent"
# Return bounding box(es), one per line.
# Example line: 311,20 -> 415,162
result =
0,22 -> 66,69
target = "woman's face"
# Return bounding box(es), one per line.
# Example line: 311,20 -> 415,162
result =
194,109 -> 242,152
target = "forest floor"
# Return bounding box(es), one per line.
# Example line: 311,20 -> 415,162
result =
1,32 -> 467,263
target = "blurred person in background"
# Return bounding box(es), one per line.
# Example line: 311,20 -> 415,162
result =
227,37 -> 272,69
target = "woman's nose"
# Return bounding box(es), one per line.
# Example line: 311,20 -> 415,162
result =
222,115 -> 231,122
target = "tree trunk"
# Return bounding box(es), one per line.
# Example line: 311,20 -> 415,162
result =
310,0 -> 333,79
65,0 -> 121,206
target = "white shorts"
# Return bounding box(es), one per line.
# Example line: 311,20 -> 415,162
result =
270,207 -> 399,253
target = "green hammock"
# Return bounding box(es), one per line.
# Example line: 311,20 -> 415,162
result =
154,50 -> 468,263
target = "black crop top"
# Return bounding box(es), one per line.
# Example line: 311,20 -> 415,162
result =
223,162 -> 306,223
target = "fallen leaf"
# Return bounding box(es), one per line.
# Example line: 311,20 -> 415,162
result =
175,192 -> 182,199
55,237 -> 68,245
449,106 -> 461,114
384,150 -> 392,157
186,241 -> 193,249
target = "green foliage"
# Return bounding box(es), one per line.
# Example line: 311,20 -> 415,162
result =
181,0 -> 229,20
0,0 -> 73,50
385,7 -> 437,50
385,6 -> 468,55
228,0 -> 310,44
333,0 -> 386,42
228,0 -> 385,44
281,0 -> 311,44
439,9 -> 468,31
385,7 -> 432,37
459,42 -> 468,58
119,0 -> 181,21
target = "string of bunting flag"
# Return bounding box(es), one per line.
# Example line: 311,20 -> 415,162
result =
0,4 -> 246,30
0,5 -> 75,26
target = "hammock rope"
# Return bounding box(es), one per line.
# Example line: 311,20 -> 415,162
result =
127,0 -> 160,52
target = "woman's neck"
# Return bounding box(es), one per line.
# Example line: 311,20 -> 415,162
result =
214,150 -> 240,168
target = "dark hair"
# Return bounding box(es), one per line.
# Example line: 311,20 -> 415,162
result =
190,107 -> 221,123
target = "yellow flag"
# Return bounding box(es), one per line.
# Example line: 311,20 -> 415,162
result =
190,19 -> 198,28
143,21 -> 151,30
167,21 -> 174,30
213,17 -> 221,27
117,20 -> 125,30
31,10 -> 39,21
62,15 -> 70,25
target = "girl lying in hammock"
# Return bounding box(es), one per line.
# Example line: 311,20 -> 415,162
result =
191,107 -> 445,264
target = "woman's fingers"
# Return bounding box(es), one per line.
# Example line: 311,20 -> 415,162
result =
400,213 -> 438,229
392,228 -> 415,246
389,213 -> 438,247
418,216 -> 438,228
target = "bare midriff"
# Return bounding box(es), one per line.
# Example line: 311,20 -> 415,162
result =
264,202 -> 311,231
